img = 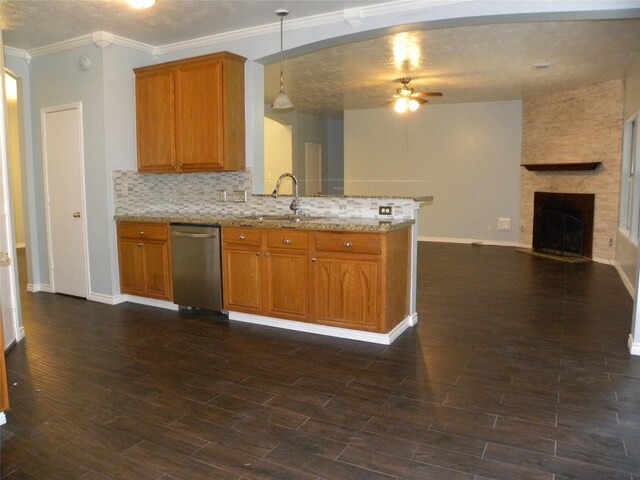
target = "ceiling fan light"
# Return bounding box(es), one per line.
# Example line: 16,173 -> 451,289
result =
128,0 -> 156,9
408,99 -> 420,111
394,97 -> 409,113
272,90 -> 294,110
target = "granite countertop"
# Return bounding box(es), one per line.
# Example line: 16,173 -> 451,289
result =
115,212 -> 414,232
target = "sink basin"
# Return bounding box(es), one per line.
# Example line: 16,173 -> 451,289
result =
241,214 -> 324,223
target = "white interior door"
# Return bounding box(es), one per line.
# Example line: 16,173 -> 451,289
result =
305,142 -> 322,195
0,31 -> 23,349
42,104 -> 89,298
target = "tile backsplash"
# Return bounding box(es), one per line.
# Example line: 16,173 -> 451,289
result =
113,170 -> 418,219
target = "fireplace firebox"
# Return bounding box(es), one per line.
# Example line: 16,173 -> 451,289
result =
532,192 -> 595,259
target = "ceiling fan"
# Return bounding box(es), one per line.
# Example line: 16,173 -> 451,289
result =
387,77 -> 443,113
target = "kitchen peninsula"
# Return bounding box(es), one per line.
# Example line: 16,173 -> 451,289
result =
114,171 -> 429,345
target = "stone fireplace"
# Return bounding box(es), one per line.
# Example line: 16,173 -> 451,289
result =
532,192 -> 595,258
519,79 -> 624,262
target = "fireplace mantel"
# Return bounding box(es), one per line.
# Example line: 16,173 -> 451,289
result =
521,162 -> 602,172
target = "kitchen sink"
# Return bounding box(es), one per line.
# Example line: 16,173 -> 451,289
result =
240,214 -> 325,223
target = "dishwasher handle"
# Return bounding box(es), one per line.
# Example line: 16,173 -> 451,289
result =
172,231 -> 218,239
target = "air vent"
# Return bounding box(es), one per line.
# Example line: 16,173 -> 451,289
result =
533,63 -> 551,71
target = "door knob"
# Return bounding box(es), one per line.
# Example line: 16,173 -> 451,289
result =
73,211 -> 81,218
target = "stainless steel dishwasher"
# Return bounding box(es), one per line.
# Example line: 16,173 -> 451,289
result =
170,223 -> 222,311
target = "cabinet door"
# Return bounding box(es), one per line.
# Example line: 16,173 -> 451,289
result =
175,61 -> 224,171
143,242 -> 172,300
223,248 -> 262,313
264,250 -> 309,321
314,257 -> 380,331
135,69 -> 176,172
118,239 -> 146,296
0,321 -> 8,414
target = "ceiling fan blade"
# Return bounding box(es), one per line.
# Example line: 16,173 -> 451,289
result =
414,92 -> 443,97
413,97 -> 429,105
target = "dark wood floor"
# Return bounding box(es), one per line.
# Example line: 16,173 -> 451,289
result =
2,242 -> 640,479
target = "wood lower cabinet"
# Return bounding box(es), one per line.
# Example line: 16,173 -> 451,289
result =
313,256 -> 380,331
222,226 -> 410,333
222,228 -> 262,313
117,222 -> 172,301
222,228 -> 309,321
134,52 -> 246,173
312,230 -> 410,333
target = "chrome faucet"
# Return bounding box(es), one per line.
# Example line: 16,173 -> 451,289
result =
271,172 -> 300,215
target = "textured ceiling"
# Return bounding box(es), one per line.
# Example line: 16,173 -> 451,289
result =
0,0 -> 385,49
2,2 -> 640,118
265,19 -> 640,117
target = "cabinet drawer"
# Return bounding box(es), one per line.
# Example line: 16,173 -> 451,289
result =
223,227 -> 262,247
267,230 -> 309,250
314,232 -> 382,255
118,223 -> 168,241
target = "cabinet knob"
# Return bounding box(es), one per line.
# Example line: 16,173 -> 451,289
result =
264,252 -> 270,257
178,162 -> 184,168
138,231 -> 144,237
72,211 -> 81,218
238,234 -> 246,240
137,243 -> 144,247
311,257 -> 316,262
256,252 -> 260,256
171,163 -> 176,168
343,241 -> 353,248
282,238 -> 292,245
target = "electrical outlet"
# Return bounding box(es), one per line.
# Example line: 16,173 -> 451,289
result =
233,190 -> 247,203
215,190 -> 227,202
379,206 -> 393,215
609,238 -> 614,246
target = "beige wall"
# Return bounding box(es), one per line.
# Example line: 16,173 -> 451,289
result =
264,117 -> 292,195
615,54 -> 640,295
520,80 -> 624,261
6,98 -> 25,247
624,54 -> 640,120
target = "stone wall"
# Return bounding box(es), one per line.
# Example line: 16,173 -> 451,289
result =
520,80 -> 624,261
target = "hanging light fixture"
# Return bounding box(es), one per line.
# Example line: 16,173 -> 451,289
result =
272,9 -> 294,110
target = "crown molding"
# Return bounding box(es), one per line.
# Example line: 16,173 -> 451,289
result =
14,31 -> 156,58
3,46 -> 32,64
154,0 -> 454,55
5,0 -> 457,59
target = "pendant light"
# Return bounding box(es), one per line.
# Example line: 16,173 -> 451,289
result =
272,9 -> 294,110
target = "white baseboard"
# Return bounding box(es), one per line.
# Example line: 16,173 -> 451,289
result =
122,295 -> 179,311
26,283 -> 51,293
612,260 -> 636,298
0,412 -> 6,426
228,311 -> 414,345
408,312 -> 419,326
629,334 -> 640,356
87,292 -> 127,305
418,236 -> 522,247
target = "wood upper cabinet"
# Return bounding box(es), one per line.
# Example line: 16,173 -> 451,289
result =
117,222 -> 172,301
134,52 -> 246,173
222,228 -> 309,321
